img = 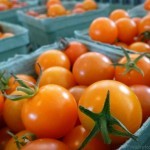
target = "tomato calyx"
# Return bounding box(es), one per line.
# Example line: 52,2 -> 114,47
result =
113,48 -> 147,76
57,38 -> 70,50
78,91 -> 137,149
139,31 -> 150,42
2,64 -> 42,101
0,71 -> 9,91
7,130 -> 36,150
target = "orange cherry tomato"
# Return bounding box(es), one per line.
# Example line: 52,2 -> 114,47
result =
47,4 -> 67,17
63,125 -> 110,150
89,17 -> 118,44
82,0 -> 98,11
72,52 -> 115,86
2,91 -> 27,133
109,9 -> 130,22
35,50 -> 71,74
39,66 -> 77,89
144,0 -> 150,10
46,0 -> 61,8
115,18 -> 138,44
69,85 -> 87,104
78,80 -> 142,144
132,17 -> 141,28
63,41 -> 88,66
22,138 -> 69,150
6,74 -> 36,94
0,92 -> 4,116
115,54 -> 150,86
130,85 -> 150,123
21,84 -> 78,138
138,15 -> 150,34
129,42 -> 150,53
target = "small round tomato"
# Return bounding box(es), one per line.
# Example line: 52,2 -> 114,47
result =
3,91 -> 27,133
114,54 -> 150,86
6,74 -> 36,94
0,127 -> 11,150
109,9 -> 130,22
35,50 -> 71,74
39,66 -> 76,89
130,85 -> 150,123
78,80 -> 142,144
22,138 -> 69,150
47,4 -> 67,17
72,52 -> 115,86
63,41 -> 88,65
144,0 -> 150,10
115,18 -> 138,44
89,17 -> 118,44
129,42 -> 150,53
69,86 -> 87,104
82,0 -> 98,11
46,0 -> 61,8
138,16 -> 150,34
0,92 -> 4,116
132,17 -> 141,28
21,84 -> 78,138
5,130 -> 36,150
63,125 -> 110,150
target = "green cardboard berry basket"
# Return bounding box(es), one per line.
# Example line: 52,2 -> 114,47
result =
0,21 -> 29,62
0,0 -> 39,25
17,1 -> 110,49
0,37 -> 149,149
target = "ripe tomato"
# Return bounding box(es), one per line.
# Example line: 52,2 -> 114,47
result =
46,0 -> 61,8
47,4 -> 67,17
21,84 -> 78,138
63,41 -> 89,66
82,0 -> 98,11
114,54 -> 150,86
138,16 -> 150,34
22,138 -> 69,150
2,91 -> 27,133
0,92 -> 4,116
78,80 -> 142,144
144,0 -> 150,10
39,66 -> 77,89
35,50 -> 71,74
89,17 -> 118,44
6,74 -> 36,94
63,125 -> 110,150
109,9 -> 130,22
115,18 -> 138,44
72,52 -> 115,86
132,17 -> 141,28
130,85 -> 150,123
0,127 -> 11,150
5,130 -> 36,150
129,42 -> 150,53
69,85 -> 87,104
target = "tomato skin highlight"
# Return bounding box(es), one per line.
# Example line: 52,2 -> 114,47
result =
78,80 -> 142,144
22,138 -> 69,150
21,84 -> 78,139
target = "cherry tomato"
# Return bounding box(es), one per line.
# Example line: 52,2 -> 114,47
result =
46,0 -> 61,8
0,127 -> 11,150
0,92 -> 4,116
115,18 -> 138,44
129,42 -> 150,53
47,4 -> 67,17
132,17 -> 141,28
69,85 -> 87,104
5,130 -> 36,150
114,54 -> 150,86
144,0 -> 150,10
21,84 -> 78,138
63,41 -> 88,66
39,66 -> 77,89
35,50 -> 71,74
6,74 -> 36,94
63,125 -> 110,150
82,0 -> 98,11
89,17 -> 118,44
22,138 -> 69,150
109,9 -> 130,22
2,91 -> 27,133
130,85 -> 150,123
72,52 -> 115,86
78,80 -> 142,144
